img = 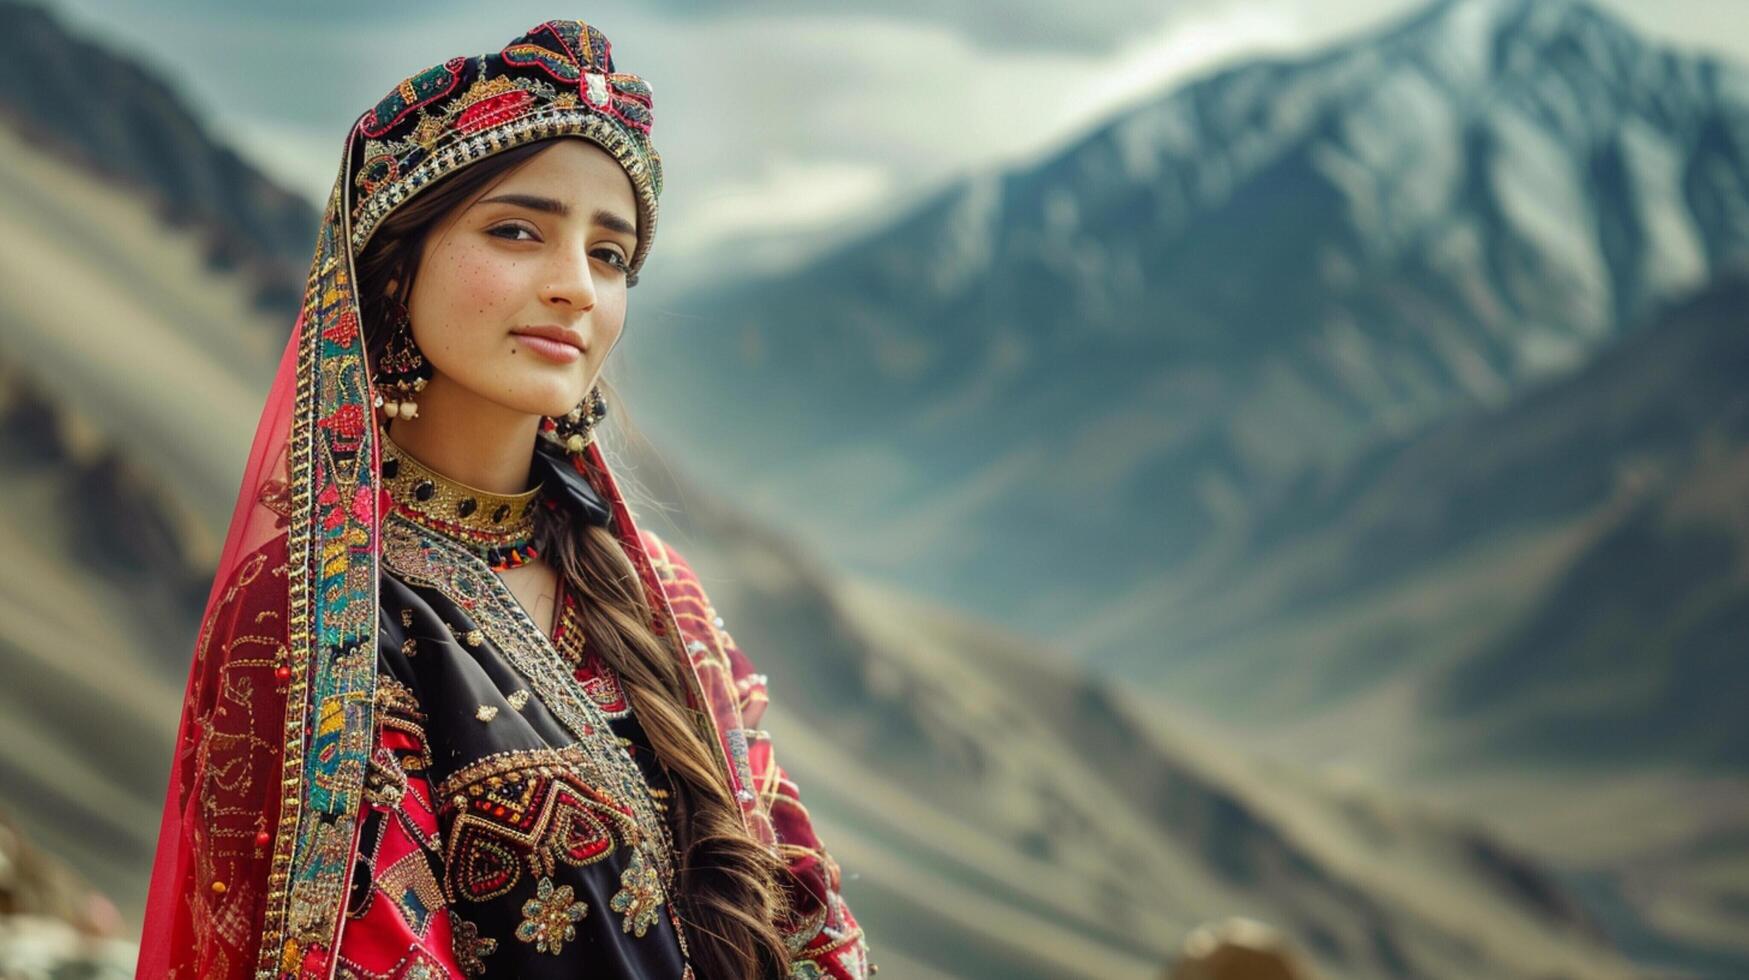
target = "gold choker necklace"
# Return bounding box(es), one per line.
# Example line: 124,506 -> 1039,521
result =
380,427 -> 544,570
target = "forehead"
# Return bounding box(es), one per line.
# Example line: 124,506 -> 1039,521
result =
488,139 -> 635,210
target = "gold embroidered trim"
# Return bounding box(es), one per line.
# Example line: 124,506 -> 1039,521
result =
436,743 -> 617,806
380,424 -> 541,552
375,676 -> 426,724
350,108 -> 661,278
259,190 -> 331,972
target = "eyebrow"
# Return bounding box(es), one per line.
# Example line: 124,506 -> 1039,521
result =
474,193 -> 636,237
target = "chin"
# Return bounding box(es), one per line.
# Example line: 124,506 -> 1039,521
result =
501,379 -> 587,419
502,396 -> 583,420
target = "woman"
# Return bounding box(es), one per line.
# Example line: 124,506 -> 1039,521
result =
136,20 -> 870,980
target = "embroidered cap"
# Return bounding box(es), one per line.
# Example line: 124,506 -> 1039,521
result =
347,19 -> 663,283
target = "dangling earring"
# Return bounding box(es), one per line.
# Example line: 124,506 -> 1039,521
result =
372,295 -> 432,420
546,385 -> 608,454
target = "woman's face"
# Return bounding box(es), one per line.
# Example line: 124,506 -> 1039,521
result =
404,138 -> 638,421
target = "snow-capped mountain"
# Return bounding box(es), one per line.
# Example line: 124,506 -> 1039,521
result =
631,0 -> 1749,656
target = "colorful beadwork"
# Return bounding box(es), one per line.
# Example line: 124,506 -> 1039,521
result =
380,424 -> 542,571
450,915 -> 497,976
609,847 -> 664,938
348,20 -> 663,284
515,877 -> 587,955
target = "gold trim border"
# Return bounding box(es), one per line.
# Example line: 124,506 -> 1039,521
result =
347,107 -> 660,282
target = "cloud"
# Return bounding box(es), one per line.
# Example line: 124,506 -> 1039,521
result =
631,0 -> 1191,55
664,155 -> 894,257
632,3 -> 1307,281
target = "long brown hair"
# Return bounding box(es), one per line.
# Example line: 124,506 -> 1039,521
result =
355,137 -> 794,979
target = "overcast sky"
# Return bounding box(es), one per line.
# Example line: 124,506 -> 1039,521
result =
40,0 -> 1749,287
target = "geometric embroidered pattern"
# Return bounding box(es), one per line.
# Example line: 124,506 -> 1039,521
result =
438,745 -> 641,904
375,849 -> 445,938
554,586 -> 631,719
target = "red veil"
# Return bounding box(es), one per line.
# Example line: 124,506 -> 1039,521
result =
136,19 -> 866,980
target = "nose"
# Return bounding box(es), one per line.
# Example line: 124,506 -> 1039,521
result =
538,235 -> 598,312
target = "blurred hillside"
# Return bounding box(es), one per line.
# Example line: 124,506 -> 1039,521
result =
0,1 -> 1662,977
1150,267 -> 1749,764
1139,267 -> 1749,975
0,1 -> 317,315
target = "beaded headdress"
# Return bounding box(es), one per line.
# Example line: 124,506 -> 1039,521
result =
350,19 -> 664,282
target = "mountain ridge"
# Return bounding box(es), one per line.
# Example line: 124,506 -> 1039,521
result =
0,0 -> 319,316
630,0 -> 1749,663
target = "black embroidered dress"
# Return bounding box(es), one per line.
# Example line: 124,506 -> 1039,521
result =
337,430 -> 694,978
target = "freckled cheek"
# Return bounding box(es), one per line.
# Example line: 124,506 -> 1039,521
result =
440,246 -> 525,337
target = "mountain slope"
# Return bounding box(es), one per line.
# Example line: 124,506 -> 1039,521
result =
1134,268 -> 1749,765
0,0 -> 319,314
628,462 -> 1630,978
1125,267 -> 1749,975
1432,273 -> 1749,765
630,0 -> 1749,660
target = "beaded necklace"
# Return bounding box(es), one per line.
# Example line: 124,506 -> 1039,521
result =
379,425 -> 544,571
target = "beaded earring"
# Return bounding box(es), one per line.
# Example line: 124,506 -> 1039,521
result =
373,294 -> 432,420
545,385 -> 608,455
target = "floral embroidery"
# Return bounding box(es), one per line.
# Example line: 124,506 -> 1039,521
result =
609,846 -> 664,937
516,876 -> 586,954
450,913 -> 497,976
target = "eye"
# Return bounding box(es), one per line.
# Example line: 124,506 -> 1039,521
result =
592,248 -> 630,274
487,222 -> 539,242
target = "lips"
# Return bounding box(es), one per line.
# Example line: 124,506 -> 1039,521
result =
511,324 -> 586,352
